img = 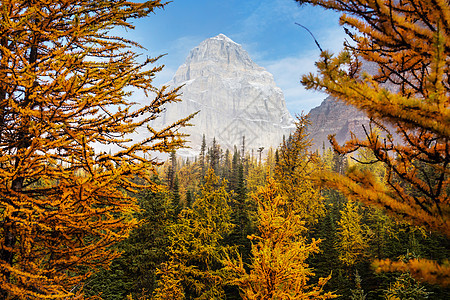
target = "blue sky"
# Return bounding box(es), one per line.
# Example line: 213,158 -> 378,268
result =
128,0 -> 347,115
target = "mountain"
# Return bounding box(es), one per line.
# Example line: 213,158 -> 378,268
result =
152,34 -> 295,156
307,96 -> 370,152
306,61 -> 399,153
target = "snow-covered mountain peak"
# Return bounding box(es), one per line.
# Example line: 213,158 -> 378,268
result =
211,33 -> 237,44
151,35 -> 295,156
183,33 -> 255,70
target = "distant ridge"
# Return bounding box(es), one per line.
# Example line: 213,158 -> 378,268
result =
307,96 -> 370,152
306,61 -> 398,153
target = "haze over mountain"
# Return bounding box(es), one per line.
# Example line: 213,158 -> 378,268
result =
153,34 -> 295,156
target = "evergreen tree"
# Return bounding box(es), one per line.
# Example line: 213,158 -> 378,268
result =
230,147 -> 241,193
349,271 -> 367,300
228,159 -> 254,266
383,273 -> 431,300
172,175 -> 182,214
224,179 -> 336,300
153,169 -> 234,299
208,137 -> 221,175
166,151 -> 177,191
275,115 -> 325,226
364,206 -> 398,260
222,148 -> 232,182
275,148 -> 280,165
84,182 -> 175,299
199,134 -> 207,178
185,190 -> 193,208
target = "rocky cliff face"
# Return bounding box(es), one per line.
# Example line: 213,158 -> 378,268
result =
153,34 -> 295,156
306,61 -> 399,152
307,96 -> 370,152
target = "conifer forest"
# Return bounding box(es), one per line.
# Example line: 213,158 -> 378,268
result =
0,0 -> 449,299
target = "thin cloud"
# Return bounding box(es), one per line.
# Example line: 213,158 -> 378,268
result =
259,26 -> 346,115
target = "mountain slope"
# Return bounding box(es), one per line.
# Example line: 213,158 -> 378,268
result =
307,96 -> 370,152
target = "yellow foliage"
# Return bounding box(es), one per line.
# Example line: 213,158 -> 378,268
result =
224,179 -> 337,299
154,169 -> 233,299
298,0 -> 450,285
297,0 -> 449,237
275,115 -> 326,225
0,0 -> 192,298
246,163 -> 267,193
336,200 -> 368,267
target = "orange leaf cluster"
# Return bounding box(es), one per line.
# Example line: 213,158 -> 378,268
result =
297,0 -> 450,286
298,0 -> 450,240
0,0 -> 192,298
373,258 -> 450,287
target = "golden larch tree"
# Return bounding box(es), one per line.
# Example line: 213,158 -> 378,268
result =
336,200 -> 368,268
224,178 -> 336,300
296,0 -> 450,285
274,115 -> 325,226
0,0 -> 191,298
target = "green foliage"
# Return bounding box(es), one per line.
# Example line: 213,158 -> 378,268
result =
84,180 -> 174,299
153,169 -> 234,299
275,115 -> 325,225
384,273 -> 431,300
350,271 -> 367,300
86,137 -> 450,299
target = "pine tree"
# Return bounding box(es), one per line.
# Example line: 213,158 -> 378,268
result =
230,147 -> 241,193
336,200 -> 368,268
349,271 -> 366,300
224,179 -> 336,300
83,180 -> 175,299
172,175 -> 182,214
222,148 -> 232,182
153,169 -> 234,299
296,0 -> 450,284
199,134 -> 207,178
185,190 -> 193,208
208,137 -> 221,175
0,1 -> 191,298
166,151 -> 177,191
383,273 -> 431,300
275,115 -> 325,225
